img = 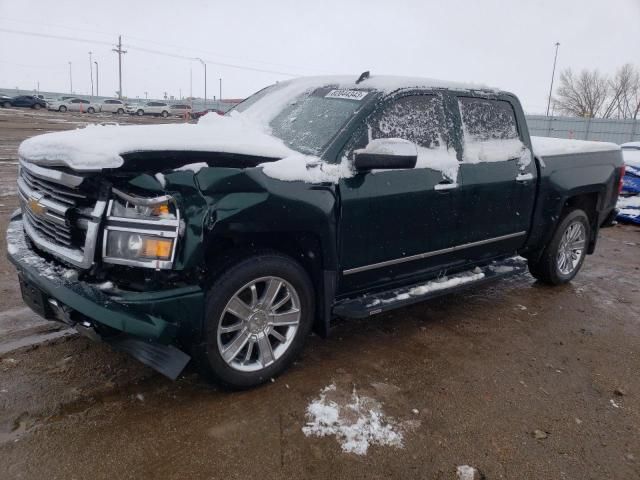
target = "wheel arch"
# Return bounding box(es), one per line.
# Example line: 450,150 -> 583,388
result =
204,231 -> 336,338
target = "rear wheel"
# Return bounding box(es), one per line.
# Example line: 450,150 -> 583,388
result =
136,109 -> 144,116
33,103 -> 41,110
528,209 -> 590,285
117,108 -> 124,114
59,105 -> 67,112
2,102 -> 10,108
161,110 -> 169,118
199,252 -> 314,389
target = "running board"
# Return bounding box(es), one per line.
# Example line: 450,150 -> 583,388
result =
333,257 -> 527,319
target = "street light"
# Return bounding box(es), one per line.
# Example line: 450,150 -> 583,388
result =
195,57 -> 207,108
94,61 -> 99,97
68,61 -> 73,93
89,51 -> 94,97
546,42 -> 560,117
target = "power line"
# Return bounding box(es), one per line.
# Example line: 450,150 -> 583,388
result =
0,26 -> 304,77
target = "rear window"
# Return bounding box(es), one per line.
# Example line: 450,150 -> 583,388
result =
458,97 -> 518,141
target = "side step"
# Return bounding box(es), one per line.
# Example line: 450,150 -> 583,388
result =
333,257 -> 527,319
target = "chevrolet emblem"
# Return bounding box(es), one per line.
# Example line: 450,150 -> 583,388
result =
28,197 -> 46,217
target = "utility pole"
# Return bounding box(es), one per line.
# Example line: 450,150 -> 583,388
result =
196,58 -> 206,108
68,62 -> 73,93
94,61 -> 99,97
219,77 -> 222,104
89,51 -> 94,97
546,42 -> 560,117
112,35 -> 127,99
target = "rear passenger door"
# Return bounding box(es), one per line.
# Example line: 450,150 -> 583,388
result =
454,95 -> 536,260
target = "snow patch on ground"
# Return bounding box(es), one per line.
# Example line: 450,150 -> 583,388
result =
302,384 -> 407,455
457,465 -> 480,480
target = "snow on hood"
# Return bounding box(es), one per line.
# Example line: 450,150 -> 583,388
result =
18,113 -> 295,171
531,136 -> 620,157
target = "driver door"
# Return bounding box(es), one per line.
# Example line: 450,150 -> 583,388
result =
338,92 -> 466,295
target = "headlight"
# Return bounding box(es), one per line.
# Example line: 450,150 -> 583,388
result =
102,189 -> 180,269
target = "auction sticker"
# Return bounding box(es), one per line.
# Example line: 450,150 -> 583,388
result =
325,89 -> 369,101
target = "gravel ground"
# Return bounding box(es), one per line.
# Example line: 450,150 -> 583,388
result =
0,107 -> 638,480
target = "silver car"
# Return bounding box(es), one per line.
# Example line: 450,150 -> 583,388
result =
48,98 -> 99,113
100,99 -> 127,114
126,101 -> 171,117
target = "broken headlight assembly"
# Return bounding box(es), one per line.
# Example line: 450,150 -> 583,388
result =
102,188 -> 181,269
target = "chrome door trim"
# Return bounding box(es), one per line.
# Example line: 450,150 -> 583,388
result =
342,231 -> 527,276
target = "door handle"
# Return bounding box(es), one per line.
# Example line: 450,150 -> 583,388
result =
515,173 -> 533,183
434,180 -> 458,191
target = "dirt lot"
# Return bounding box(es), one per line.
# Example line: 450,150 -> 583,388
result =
0,107 -> 638,480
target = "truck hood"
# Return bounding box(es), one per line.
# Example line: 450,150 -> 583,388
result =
17,113 -> 295,172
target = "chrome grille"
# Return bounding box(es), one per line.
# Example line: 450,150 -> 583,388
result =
17,159 -> 105,268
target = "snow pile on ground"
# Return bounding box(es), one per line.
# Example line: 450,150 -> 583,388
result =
617,195 -> 640,219
302,384 -> 405,455
531,136 -> 620,157
18,114 -> 294,171
457,465 -> 481,480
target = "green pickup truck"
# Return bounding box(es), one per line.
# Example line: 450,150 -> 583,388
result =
7,74 -> 625,388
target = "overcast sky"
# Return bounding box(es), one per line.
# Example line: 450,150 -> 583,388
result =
1,0 -> 638,113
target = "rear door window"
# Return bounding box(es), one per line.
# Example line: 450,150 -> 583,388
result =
458,97 -> 526,163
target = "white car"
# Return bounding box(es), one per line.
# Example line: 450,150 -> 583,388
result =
48,98 -> 99,113
100,99 -> 127,114
126,101 -> 171,117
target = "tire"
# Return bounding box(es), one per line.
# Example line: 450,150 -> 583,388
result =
117,108 -> 124,115
198,252 -> 315,389
87,107 -> 95,114
33,103 -> 41,110
136,109 -> 144,116
2,102 -> 10,108
528,209 -> 590,285
59,105 -> 67,112
161,110 -> 169,118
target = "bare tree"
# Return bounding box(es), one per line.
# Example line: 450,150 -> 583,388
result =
602,64 -> 640,119
553,68 -> 610,118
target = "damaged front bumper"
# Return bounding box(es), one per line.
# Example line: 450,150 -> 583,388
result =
6,213 -> 204,379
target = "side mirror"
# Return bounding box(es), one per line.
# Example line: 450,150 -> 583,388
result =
354,138 -> 418,171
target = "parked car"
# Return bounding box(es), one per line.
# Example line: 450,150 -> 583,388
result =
2,95 -> 47,109
8,74 -> 624,388
100,99 -> 127,114
191,108 -> 225,119
170,104 -> 192,117
126,101 -> 171,117
48,97 -> 99,113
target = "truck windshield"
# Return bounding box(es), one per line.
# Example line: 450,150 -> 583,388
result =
232,84 -> 372,156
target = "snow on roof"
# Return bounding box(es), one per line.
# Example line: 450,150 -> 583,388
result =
18,114 -> 294,171
621,141 -> 640,149
531,136 -> 620,157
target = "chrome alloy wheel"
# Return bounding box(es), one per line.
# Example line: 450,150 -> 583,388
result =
217,276 -> 301,372
557,221 -> 586,275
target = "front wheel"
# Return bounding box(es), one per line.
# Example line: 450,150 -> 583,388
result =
87,107 -> 95,114
59,105 -> 67,112
199,252 -> 314,389
2,102 -> 10,108
33,103 -> 41,110
528,209 -> 590,285
136,109 -> 144,116
117,108 -> 124,114
161,110 -> 169,118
